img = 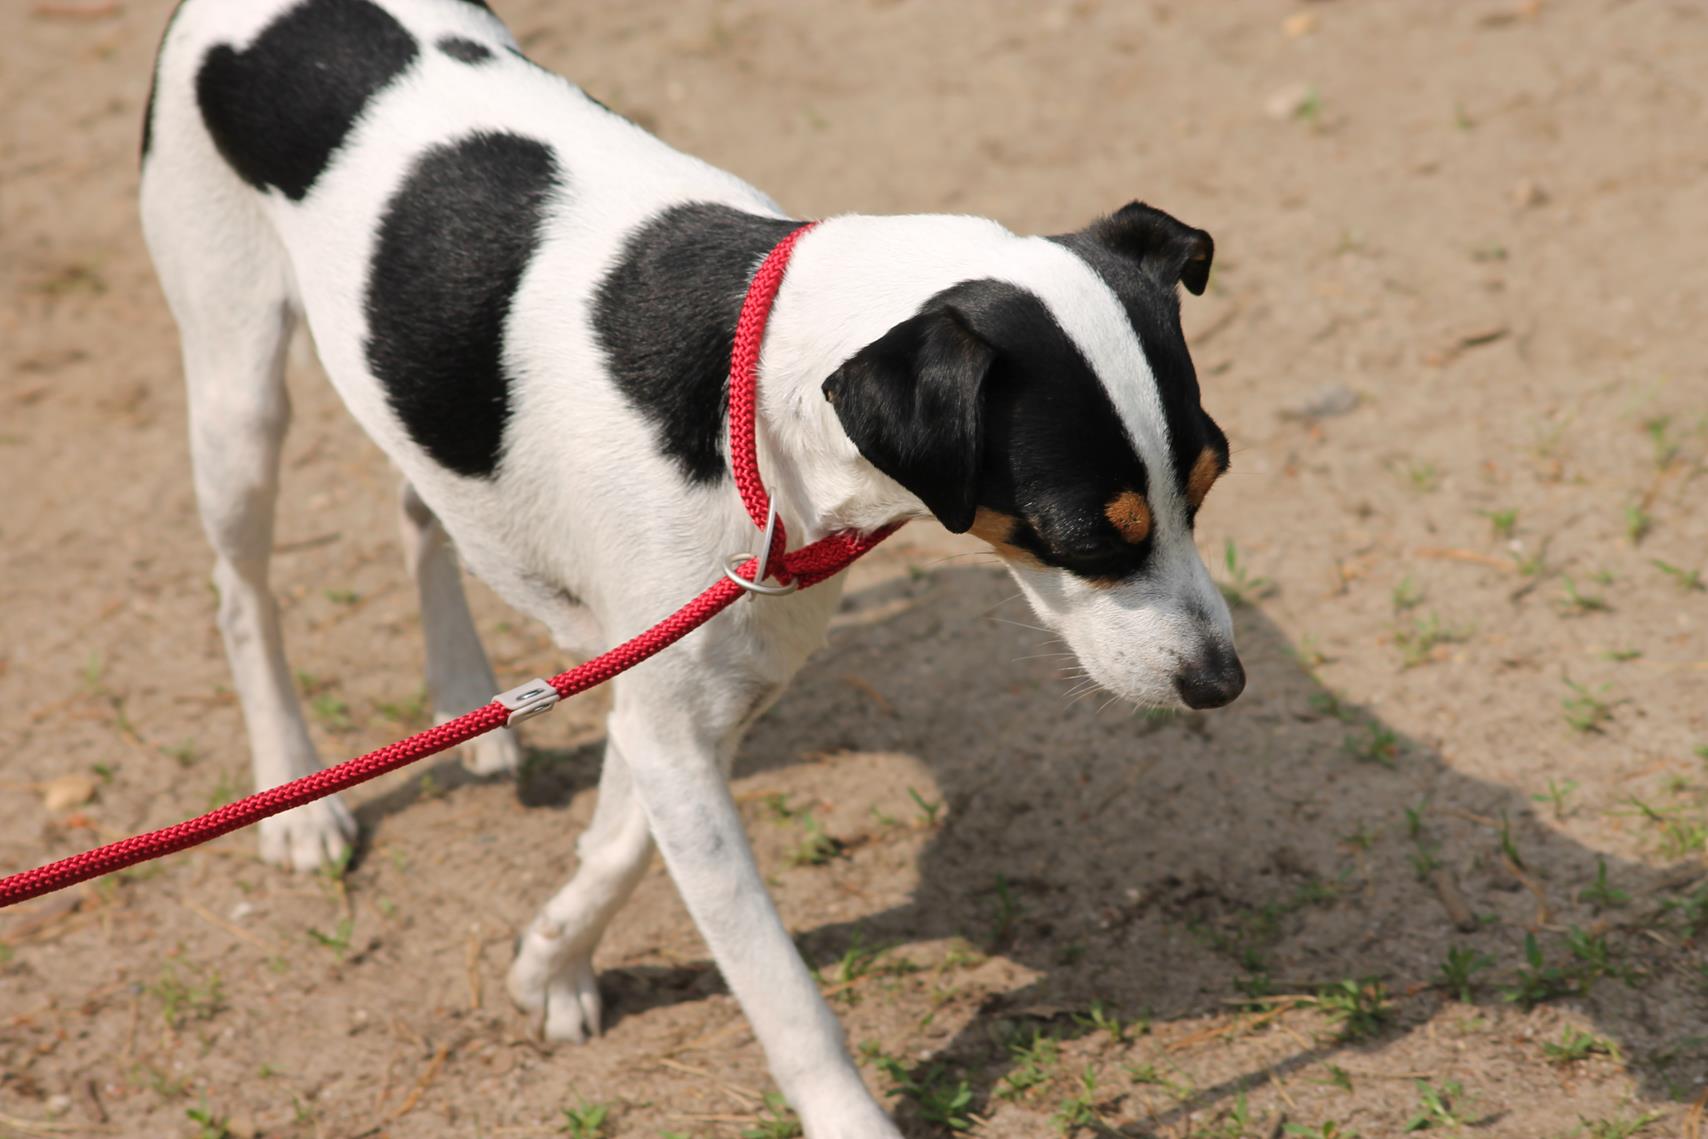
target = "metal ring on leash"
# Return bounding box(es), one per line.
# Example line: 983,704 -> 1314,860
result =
723,499 -> 799,596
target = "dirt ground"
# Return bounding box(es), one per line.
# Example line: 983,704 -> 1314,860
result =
4,1 -> 1707,1136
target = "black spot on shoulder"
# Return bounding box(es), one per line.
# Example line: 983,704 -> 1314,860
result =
195,0 -> 417,201
436,34 -> 495,64
365,132 -> 562,478
594,203 -> 798,484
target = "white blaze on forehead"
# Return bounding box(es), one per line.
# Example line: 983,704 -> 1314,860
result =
987,238 -> 1183,523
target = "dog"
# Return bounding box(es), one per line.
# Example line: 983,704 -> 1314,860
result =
140,0 -> 1242,1132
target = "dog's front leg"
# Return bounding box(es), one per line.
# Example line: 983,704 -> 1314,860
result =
608,697 -> 900,1138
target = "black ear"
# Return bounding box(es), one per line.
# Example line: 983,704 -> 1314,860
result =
822,305 -> 995,534
1082,201 -> 1214,296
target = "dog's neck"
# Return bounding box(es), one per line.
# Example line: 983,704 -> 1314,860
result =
753,212 -> 1017,541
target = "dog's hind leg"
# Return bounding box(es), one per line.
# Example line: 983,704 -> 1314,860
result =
507,737 -> 654,1042
398,481 -> 520,774
142,159 -> 355,872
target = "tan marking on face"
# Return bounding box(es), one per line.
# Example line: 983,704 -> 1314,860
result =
1104,490 -> 1152,545
1186,447 -> 1222,510
970,507 -> 1041,567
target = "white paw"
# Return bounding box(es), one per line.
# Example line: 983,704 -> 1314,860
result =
507,944 -> 601,1043
258,795 -> 357,872
459,725 -> 522,776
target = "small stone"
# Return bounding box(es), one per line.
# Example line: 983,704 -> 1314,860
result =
1264,81 -> 1316,120
40,773 -> 97,813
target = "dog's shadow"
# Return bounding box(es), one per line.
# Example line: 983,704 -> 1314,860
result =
581,561 -> 1700,1132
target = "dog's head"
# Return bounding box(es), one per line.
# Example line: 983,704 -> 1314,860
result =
824,202 -> 1241,710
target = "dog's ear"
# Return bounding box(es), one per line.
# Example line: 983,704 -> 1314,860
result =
1080,201 -> 1214,296
822,305 -> 995,534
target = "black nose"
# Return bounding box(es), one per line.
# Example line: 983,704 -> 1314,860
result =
1174,644 -> 1245,709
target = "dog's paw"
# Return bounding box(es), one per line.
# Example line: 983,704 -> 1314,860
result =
507,948 -> 602,1043
258,796 -> 357,872
459,726 -> 521,776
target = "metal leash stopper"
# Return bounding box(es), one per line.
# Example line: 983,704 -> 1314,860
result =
723,498 -> 799,597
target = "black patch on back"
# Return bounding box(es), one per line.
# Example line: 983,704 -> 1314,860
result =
195,0 -> 418,201
593,203 -> 798,484
364,132 -> 562,478
437,34 -> 495,63
1052,220 -> 1228,509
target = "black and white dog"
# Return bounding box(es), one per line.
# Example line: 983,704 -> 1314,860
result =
142,0 -> 1242,1132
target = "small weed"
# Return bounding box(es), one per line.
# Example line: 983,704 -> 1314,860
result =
1399,460 -> 1441,493
1602,648 -> 1643,662
1579,859 -> 1629,908
1315,978 -> 1390,1042
1624,503 -> 1652,545
559,1099 -> 612,1138
1074,999 -> 1133,1045
1643,415 -> 1679,468
1580,1111 -> 1662,1139
1284,1122 -> 1359,1139
1051,1066 -> 1107,1135
1394,613 -> 1471,668
374,688 -> 430,728
787,812 -> 842,867
1543,1026 -> 1620,1066
906,786 -> 943,827
1319,1065 -> 1355,1093
740,1092 -> 802,1139
1496,812 -> 1525,869
1503,932 -> 1575,1008
1343,722 -> 1400,767
997,1030 -> 1060,1101
1392,576 -> 1424,612
1530,777 -> 1579,821
310,692 -> 355,733
1294,87 -> 1323,126
323,588 -> 360,606
162,739 -> 201,767
186,1104 -> 232,1139
1557,575 -> 1610,616
1482,508 -> 1518,539
150,964 -> 225,1028
307,917 -> 355,956
1220,540 -> 1276,607
1653,559 -> 1705,592
1437,946 -> 1493,1002
1404,1079 -> 1474,1131
1561,677 -> 1615,733
874,1055 -> 974,1132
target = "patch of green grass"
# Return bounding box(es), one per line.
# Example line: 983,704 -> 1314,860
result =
373,688 -> 430,728
997,1029 -> 1060,1101
310,692 -> 355,733
1051,1065 -> 1108,1135
1391,576 -> 1424,612
1561,677 -> 1615,733
1399,460 -> 1441,493
1653,559 -> 1705,592
1579,859 -> 1630,908
1643,415 -> 1679,468
1343,722 -> 1401,767
186,1103 -> 232,1139
906,786 -> 943,827
1557,575 -> 1610,615
1394,613 -> 1471,668
1404,1079 -> 1475,1131
1219,539 -> 1276,608
323,588 -> 360,606
1542,1026 -> 1620,1066
1315,978 -> 1391,1042
150,964 -> 225,1028
1284,1122 -> 1359,1139
162,738 -> 201,767
1580,1111 -> 1663,1139
740,1092 -> 802,1139
787,811 -> 842,867
1503,933 -> 1575,1009
1624,503 -> 1652,545
1437,946 -> 1494,1002
1481,508 -> 1518,539
1530,777 -> 1579,821
559,1099 -> 612,1138
874,1054 -> 975,1132
307,916 -> 355,957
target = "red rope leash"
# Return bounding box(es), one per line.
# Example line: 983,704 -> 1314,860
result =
0,220 -> 896,908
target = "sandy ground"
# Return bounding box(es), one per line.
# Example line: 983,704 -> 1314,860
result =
4,1 -> 1708,1137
